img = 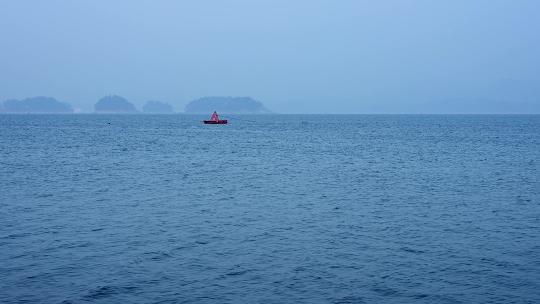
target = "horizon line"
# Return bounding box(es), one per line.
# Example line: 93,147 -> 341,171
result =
1,112 -> 539,115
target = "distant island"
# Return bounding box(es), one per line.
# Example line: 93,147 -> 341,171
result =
1,97 -> 73,113
184,96 -> 271,114
142,101 -> 174,114
1,95 -> 272,114
94,95 -> 138,113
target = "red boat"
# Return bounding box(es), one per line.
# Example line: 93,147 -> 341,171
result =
203,120 -> 228,124
203,111 -> 228,124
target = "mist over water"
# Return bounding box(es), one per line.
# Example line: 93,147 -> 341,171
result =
2,0 -> 540,303
1,1 -> 540,113
1,114 -> 539,303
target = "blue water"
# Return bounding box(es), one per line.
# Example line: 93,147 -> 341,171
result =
1,114 -> 539,304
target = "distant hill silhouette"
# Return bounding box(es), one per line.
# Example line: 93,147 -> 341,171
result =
185,97 -> 271,114
95,95 -> 138,113
143,101 -> 174,113
1,97 -> 73,113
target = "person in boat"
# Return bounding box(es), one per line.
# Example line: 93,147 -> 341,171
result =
211,111 -> 219,122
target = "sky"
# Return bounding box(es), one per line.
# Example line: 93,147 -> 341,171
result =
0,0 -> 539,113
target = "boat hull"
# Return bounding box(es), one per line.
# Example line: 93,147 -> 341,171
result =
203,120 -> 228,124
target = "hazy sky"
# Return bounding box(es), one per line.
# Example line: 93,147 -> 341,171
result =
1,0 -> 539,113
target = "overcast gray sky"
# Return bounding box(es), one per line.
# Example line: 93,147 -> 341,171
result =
1,0 -> 539,113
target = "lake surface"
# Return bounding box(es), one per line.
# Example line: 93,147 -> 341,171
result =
1,114 -> 539,303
